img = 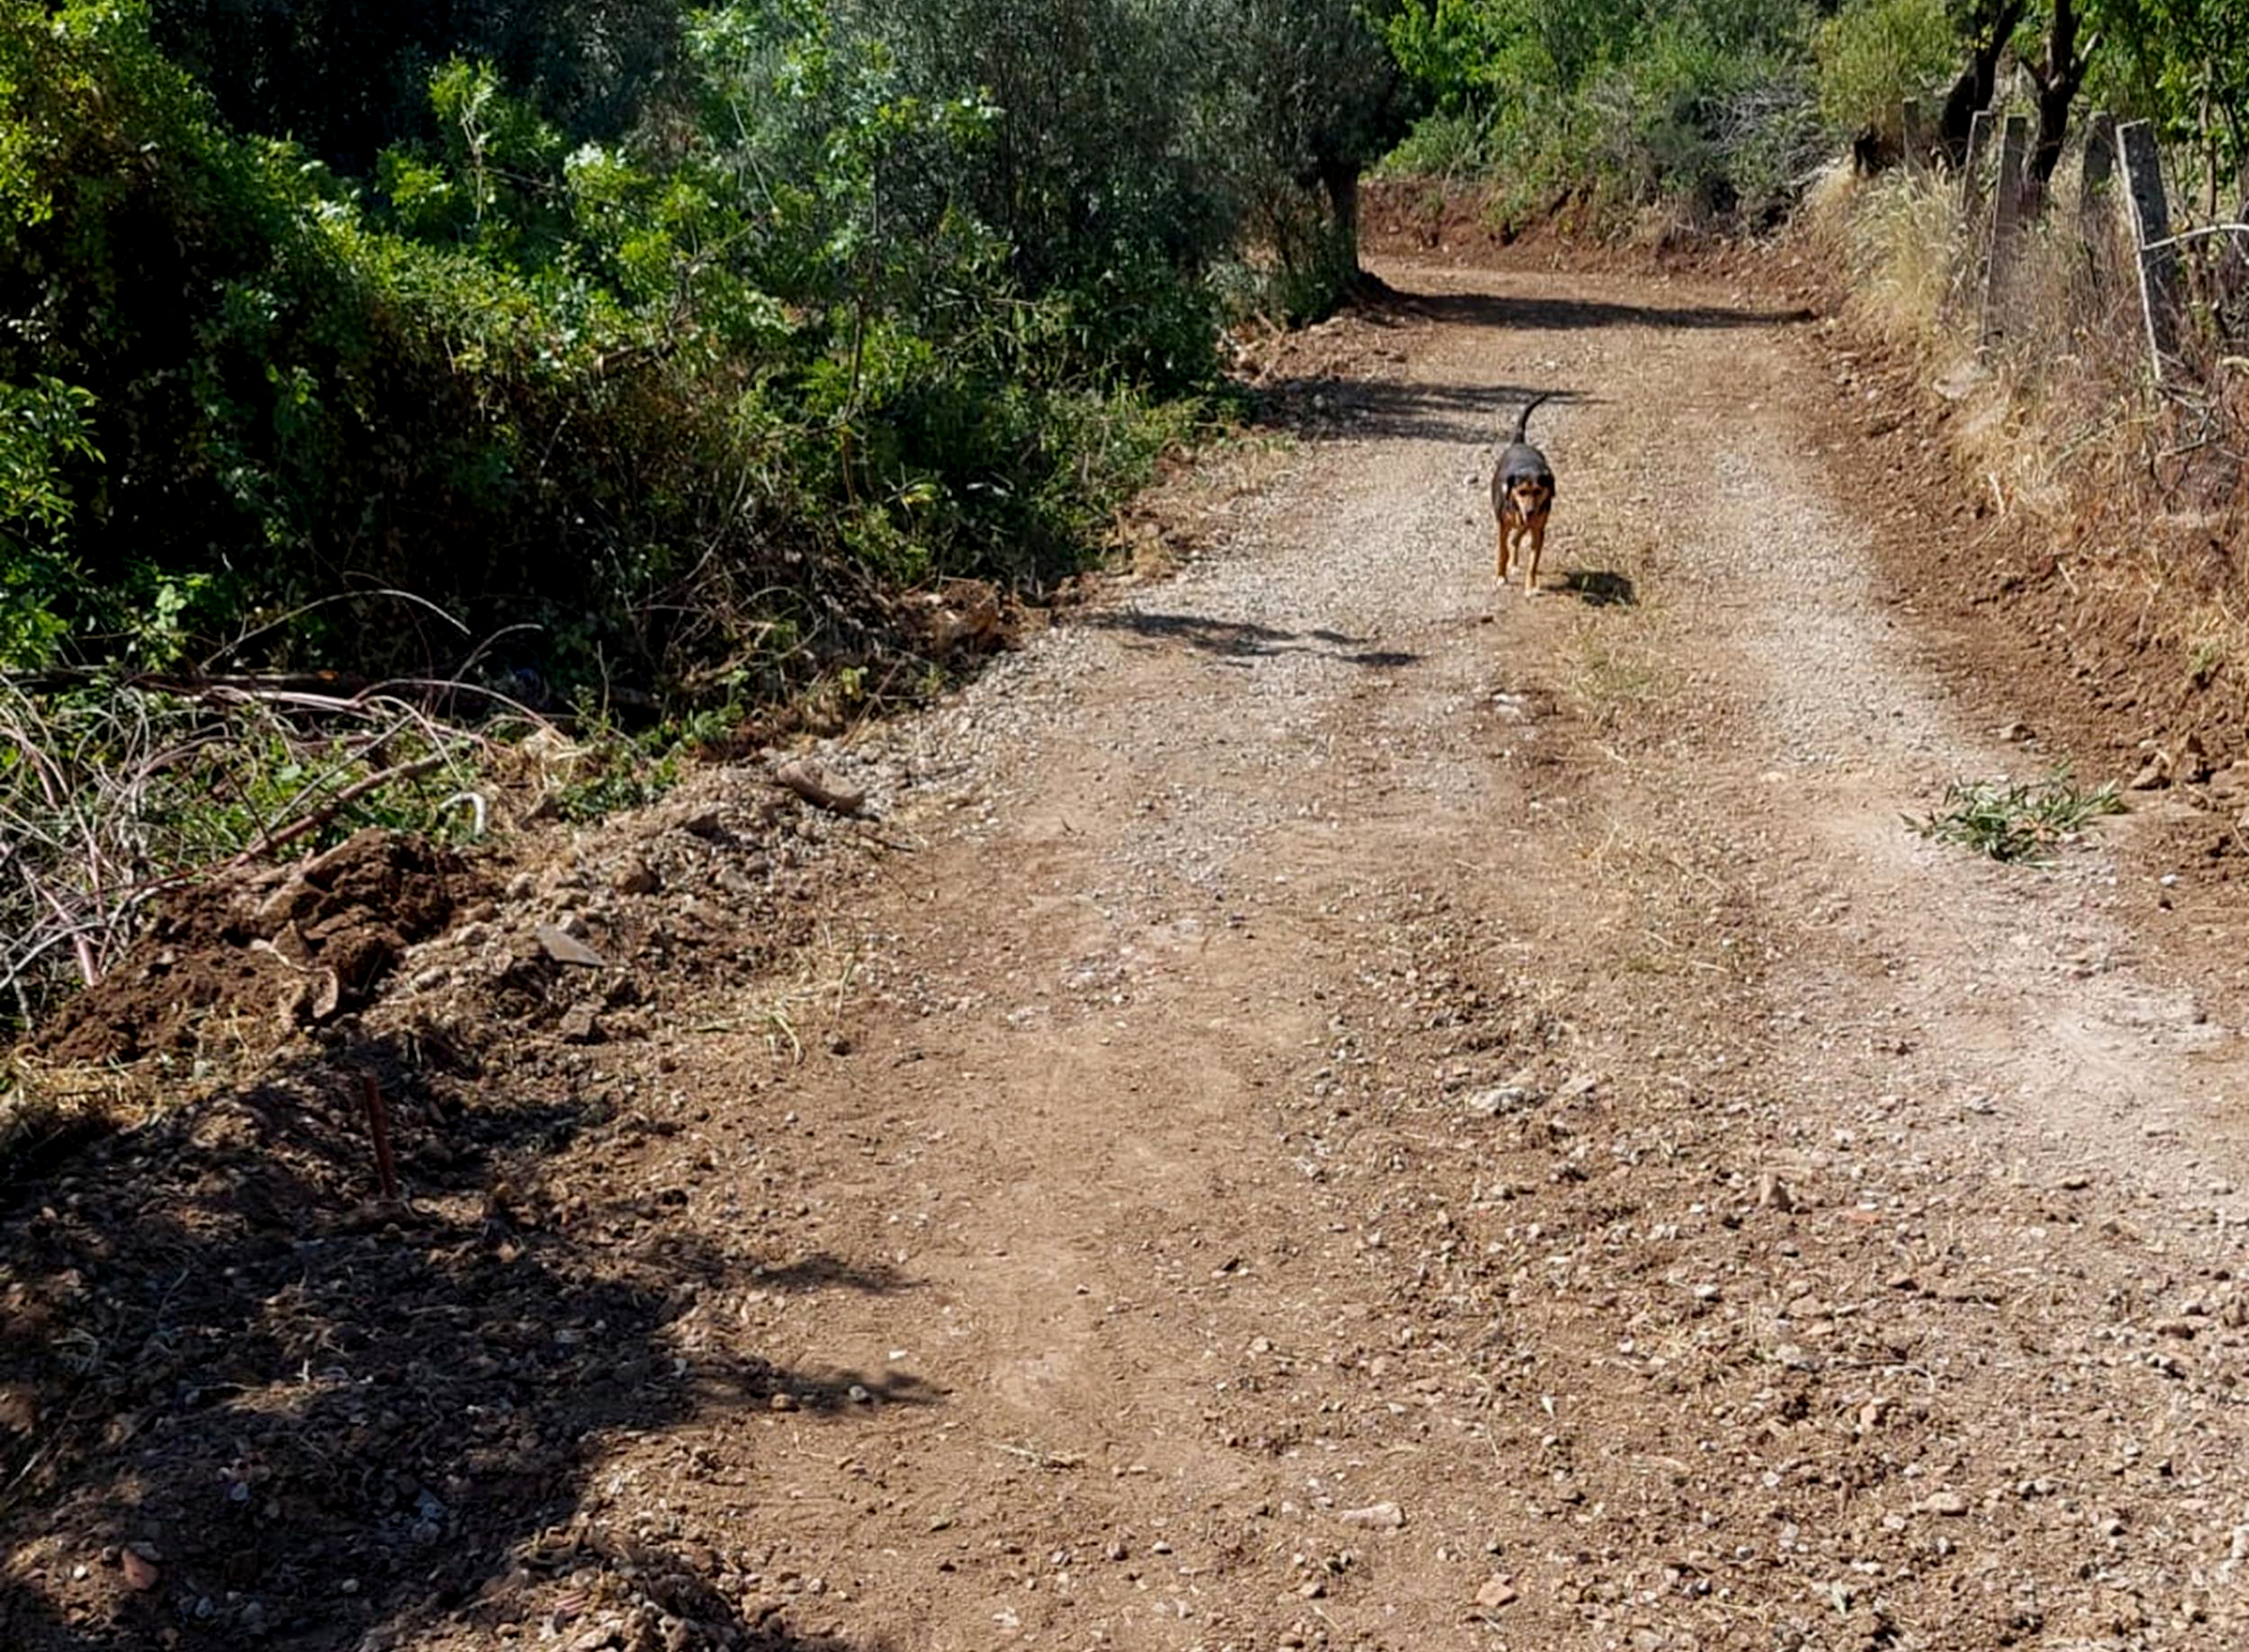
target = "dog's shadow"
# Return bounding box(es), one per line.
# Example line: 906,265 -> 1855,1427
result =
1561,570 -> 1635,607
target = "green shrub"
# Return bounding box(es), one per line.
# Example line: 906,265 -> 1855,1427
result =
1815,0 -> 1956,147
0,2 -> 1243,712
1379,0 -> 1826,233
1378,109 -> 1498,178
0,379 -> 102,671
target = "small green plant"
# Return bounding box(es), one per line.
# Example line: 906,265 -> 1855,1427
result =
1910,768 -> 2125,864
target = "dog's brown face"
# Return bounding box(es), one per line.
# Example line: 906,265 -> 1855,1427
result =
1505,477 -> 1553,525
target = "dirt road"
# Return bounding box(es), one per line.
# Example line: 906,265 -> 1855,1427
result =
18,258 -> 2249,1651
544,259 -> 2249,1650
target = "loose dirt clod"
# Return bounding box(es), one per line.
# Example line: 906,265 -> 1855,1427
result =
30,829 -> 481,1065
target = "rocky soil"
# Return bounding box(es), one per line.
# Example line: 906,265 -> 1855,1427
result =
9,255 -> 2249,1652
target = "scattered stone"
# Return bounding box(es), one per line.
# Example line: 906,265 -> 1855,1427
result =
1463,1085 -> 1537,1116
1337,1502 -> 1405,1531
558,1001 -> 607,1045
1758,1170 -> 1795,1212
1474,1576 -> 1518,1609
773,759 -> 865,817
538,925 -> 608,967
120,1549 -> 159,1592
0,1386 -> 36,1434
1924,1491 -> 1970,1517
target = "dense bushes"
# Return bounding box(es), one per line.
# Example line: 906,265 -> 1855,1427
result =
1813,0 -> 1955,148
1380,0 -> 1826,230
0,0 -> 1399,709
1381,0 -> 2249,236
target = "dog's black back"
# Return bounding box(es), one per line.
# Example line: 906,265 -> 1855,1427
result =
1497,392 -> 1553,492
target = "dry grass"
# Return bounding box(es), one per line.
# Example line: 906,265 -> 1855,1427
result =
1804,146 -> 2249,742
1805,160 -> 1967,355
0,1055 -> 157,1183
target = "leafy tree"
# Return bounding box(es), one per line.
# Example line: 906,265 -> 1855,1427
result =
1816,0 -> 1958,148
1224,0 -> 1417,302
1381,0 -> 1638,116
871,0 -> 1226,293
147,0 -> 684,172
2093,0 -> 2249,210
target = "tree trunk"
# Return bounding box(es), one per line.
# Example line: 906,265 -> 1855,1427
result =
2025,0 -> 2096,209
1938,0 -> 2027,167
1319,156 -> 1362,283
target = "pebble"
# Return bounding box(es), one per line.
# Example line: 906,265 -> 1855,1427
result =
1475,1576 -> 1518,1608
1337,1501 -> 1405,1530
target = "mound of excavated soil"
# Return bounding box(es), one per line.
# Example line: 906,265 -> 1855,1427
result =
33,830 -> 485,1066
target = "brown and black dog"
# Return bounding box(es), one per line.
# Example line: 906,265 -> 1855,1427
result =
1492,393 -> 1555,595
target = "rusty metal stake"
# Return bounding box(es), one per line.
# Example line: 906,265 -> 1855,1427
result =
361,1073 -> 400,1203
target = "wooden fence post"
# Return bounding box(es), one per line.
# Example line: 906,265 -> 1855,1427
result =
1902,98 -> 1928,168
2115,118 -> 2183,381
2079,111 -> 2117,278
1982,114 -> 2029,346
2081,111 -> 2116,198
1962,108 -> 1994,215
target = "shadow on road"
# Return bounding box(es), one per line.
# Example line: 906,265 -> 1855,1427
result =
0,1027 -> 925,1652
1255,379 -> 1585,445
1403,289 -> 1815,332
1084,610 -> 1420,669
1561,570 -> 1637,607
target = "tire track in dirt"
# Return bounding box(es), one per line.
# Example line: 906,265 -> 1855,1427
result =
430,263 -> 2249,1651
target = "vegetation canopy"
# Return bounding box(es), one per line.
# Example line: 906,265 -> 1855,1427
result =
0,0 -> 1404,708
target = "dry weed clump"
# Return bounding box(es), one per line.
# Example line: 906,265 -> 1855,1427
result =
1807,160 -> 1966,355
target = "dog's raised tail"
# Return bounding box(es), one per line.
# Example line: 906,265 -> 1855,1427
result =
1510,391 -> 1552,446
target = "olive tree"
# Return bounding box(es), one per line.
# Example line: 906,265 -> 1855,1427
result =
1218,0 -> 1417,312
